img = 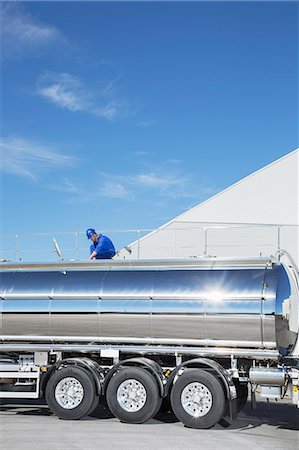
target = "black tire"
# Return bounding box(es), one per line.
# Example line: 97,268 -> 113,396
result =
86,390 -> 100,417
106,367 -> 162,424
45,366 -> 98,420
170,369 -> 226,429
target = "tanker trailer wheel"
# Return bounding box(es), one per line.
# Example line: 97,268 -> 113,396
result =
170,369 -> 226,429
106,367 -> 162,424
45,366 -> 98,420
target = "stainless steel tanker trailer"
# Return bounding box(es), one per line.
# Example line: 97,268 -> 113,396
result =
0,251 -> 298,429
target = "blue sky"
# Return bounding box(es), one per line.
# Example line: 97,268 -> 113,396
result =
0,1 -> 298,259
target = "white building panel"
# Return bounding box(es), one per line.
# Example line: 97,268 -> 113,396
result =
118,149 -> 299,266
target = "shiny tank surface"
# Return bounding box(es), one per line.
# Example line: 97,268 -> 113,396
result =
0,258 -> 296,355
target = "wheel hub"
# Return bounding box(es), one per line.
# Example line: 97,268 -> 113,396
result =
55,377 -> 84,409
117,379 -> 147,412
181,382 -> 213,417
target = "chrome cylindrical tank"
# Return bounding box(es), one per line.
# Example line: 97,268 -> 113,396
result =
0,259 -> 297,354
249,367 -> 286,385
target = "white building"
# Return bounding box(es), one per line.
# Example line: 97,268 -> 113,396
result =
118,149 -> 299,266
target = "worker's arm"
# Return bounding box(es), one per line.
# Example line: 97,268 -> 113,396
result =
88,250 -> 97,260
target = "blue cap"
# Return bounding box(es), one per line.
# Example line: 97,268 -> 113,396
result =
86,228 -> 96,239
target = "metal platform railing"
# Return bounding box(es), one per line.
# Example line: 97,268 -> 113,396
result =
0,222 -> 298,263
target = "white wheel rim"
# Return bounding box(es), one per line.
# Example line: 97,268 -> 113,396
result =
55,377 -> 84,409
117,378 -> 147,412
181,382 -> 213,417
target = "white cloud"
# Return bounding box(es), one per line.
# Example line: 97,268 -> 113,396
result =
35,161 -> 219,205
45,177 -> 81,195
57,178 -> 79,193
100,76 -> 121,98
37,73 -> 89,112
96,167 -> 222,202
36,72 -> 132,121
63,178 -> 79,193
95,170 -> 194,199
50,177 -> 134,203
1,3 -> 65,58
136,173 -> 187,188
44,168 -> 220,205
39,83 -> 82,111
94,99 -> 131,121
99,182 -> 133,200
0,137 -> 75,180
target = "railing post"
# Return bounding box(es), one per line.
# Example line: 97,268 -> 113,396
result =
277,226 -> 281,251
137,230 -> 141,259
15,233 -> 20,261
204,228 -> 208,256
75,232 -> 79,260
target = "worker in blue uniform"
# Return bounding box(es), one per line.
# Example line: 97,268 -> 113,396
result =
86,228 -> 116,259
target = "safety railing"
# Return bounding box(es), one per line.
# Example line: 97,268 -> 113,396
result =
0,222 -> 298,264
0,229 -> 153,262
276,249 -> 299,289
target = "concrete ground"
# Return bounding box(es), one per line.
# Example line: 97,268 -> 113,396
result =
0,397 -> 298,450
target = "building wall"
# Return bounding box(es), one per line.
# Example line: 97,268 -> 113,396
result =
117,149 -> 299,266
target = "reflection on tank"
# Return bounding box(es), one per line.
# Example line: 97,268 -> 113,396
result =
0,260 -> 297,355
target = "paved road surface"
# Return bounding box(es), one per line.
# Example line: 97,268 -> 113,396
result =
0,397 -> 298,450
